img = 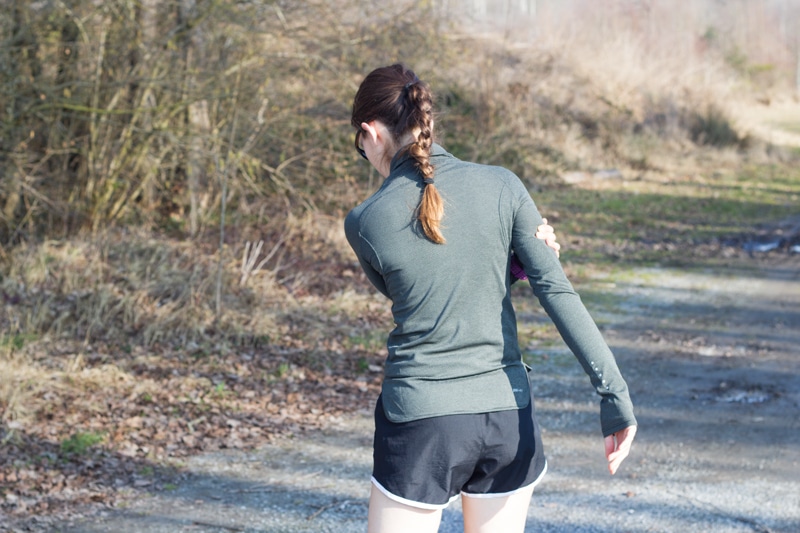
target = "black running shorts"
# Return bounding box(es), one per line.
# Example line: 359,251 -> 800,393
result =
371,386 -> 547,509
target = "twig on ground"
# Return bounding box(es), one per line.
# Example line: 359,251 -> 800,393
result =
306,499 -> 364,521
190,520 -> 246,532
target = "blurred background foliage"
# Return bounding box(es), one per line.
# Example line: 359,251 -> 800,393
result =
0,0 -> 798,349
2,0 -> 798,244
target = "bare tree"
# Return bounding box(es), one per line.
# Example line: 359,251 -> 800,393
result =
2,1 -> 44,236
179,0 -> 212,238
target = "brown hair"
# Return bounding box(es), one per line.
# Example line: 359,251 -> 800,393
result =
352,64 -> 445,244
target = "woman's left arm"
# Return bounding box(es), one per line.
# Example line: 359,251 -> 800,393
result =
511,187 -> 637,447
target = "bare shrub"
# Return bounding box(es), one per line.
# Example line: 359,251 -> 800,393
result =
0,347 -> 41,423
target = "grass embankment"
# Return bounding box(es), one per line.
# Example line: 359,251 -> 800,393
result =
513,161 -> 800,364
0,223 -> 390,516
537,163 -> 800,265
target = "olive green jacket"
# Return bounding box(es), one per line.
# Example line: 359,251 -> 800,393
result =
345,144 -> 636,436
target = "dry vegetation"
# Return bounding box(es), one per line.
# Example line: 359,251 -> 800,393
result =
1,0 -> 799,525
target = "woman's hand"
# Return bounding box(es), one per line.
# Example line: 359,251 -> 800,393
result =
604,424 -> 637,475
536,218 -> 561,257
512,217 -> 561,282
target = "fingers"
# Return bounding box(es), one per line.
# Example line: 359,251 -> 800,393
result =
548,239 -> 561,257
605,425 -> 637,475
535,218 -> 561,257
606,426 -> 636,475
606,439 -> 626,475
536,218 -> 553,233
537,233 -> 561,257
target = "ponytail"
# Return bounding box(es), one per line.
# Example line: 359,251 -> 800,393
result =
404,82 -> 445,244
352,64 -> 445,244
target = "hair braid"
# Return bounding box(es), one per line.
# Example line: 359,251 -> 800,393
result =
404,83 -> 445,244
351,64 -> 445,244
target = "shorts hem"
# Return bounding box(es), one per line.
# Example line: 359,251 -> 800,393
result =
370,476 -> 460,510
461,460 -> 548,499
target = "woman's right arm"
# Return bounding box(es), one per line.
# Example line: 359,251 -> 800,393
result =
345,212 -> 390,298
535,218 -> 561,257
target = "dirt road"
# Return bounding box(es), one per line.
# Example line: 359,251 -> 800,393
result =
44,259 -> 800,532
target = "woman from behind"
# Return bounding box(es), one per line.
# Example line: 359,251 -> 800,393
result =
345,64 -> 636,533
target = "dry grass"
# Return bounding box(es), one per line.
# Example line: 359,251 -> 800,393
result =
0,206 -> 389,433
1,229 -> 281,347
436,0 -> 800,185
0,350 -> 42,424
0,219 -> 390,527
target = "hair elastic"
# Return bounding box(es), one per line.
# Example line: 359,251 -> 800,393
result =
404,81 -> 415,91
423,178 -> 434,186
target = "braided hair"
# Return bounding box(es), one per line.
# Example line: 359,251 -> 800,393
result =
351,64 -> 445,244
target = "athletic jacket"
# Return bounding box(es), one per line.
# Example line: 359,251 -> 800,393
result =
344,144 -> 636,437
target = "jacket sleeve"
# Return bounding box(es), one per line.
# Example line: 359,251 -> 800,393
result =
510,186 -> 637,437
344,213 -> 390,299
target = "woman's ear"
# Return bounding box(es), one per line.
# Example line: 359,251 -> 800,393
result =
359,120 -> 393,178
360,121 -> 379,144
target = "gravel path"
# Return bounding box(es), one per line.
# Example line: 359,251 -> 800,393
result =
48,262 -> 800,532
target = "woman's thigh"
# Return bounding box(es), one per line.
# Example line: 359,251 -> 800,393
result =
461,484 -> 535,533
367,483 -> 443,533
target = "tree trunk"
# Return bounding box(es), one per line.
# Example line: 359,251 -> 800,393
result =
2,1 -> 44,235
180,0 -> 211,238
135,0 -> 161,210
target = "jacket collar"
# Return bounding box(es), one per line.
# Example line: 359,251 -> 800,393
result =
388,143 -> 448,176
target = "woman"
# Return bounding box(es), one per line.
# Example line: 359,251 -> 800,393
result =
345,64 -> 636,533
